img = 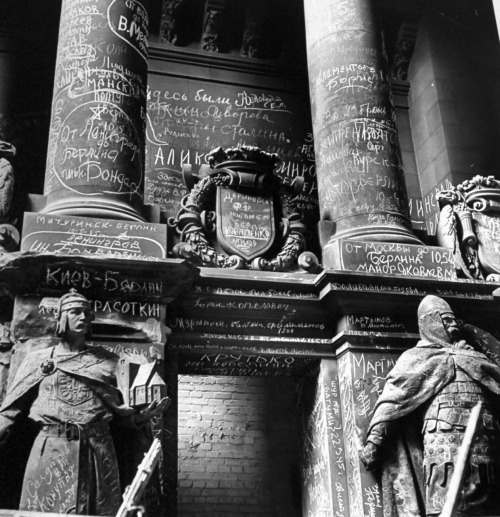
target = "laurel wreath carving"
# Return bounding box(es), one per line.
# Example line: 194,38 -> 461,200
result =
168,148 -> 307,272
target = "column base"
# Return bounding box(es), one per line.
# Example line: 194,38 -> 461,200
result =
21,212 -> 166,260
319,213 -> 422,247
41,196 -> 145,222
323,238 -> 456,280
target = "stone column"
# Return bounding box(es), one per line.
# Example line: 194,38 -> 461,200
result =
336,339 -> 411,517
304,0 -> 420,266
43,0 -> 149,221
300,360 -> 350,517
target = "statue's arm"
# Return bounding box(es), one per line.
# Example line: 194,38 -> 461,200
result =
99,385 -> 171,428
121,397 -> 171,428
366,421 -> 390,446
0,400 -> 26,445
360,421 -> 391,470
0,414 -> 14,444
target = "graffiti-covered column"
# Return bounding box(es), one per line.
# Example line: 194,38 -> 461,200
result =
304,0 -> 420,267
43,0 -> 149,221
335,334 -> 418,517
299,360 -> 350,517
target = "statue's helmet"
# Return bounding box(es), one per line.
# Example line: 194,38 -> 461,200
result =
417,295 -> 455,346
55,288 -> 93,337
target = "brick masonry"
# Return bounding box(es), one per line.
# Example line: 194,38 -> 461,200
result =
178,375 -> 302,517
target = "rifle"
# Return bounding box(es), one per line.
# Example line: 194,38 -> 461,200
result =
440,402 -> 482,517
116,437 -> 163,517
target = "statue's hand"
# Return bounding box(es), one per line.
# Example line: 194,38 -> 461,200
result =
139,397 -> 172,420
360,442 -> 381,470
100,393 -> 138,417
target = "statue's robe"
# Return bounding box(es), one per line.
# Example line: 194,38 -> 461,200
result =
367,296 -> 500,517
366,310 -> 500,517
0,345 -> 128,515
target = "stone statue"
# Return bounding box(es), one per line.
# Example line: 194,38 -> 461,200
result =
361,295 -> 500,516
0,141 -> 15,220
0,289 -> 169,515
0,141 -> 18,253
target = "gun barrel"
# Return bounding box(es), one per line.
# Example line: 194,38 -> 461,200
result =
116,438 -> 163,517
440,402 -> 482,517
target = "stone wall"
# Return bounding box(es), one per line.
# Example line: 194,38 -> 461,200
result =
177,375 -> 302,517
408,3 -> 500,236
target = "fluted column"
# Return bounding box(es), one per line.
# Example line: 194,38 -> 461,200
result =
304,0 -> 420,266
43,0 -> 149,221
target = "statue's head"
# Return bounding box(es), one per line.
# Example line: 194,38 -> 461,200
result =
55,289 -> 93,338
418,295 -> 461,345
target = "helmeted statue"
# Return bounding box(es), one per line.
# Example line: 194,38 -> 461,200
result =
361,295 -> 500,516
0,289 -> 168,515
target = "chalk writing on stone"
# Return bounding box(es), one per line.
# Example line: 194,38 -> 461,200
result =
301,377 -> 332,516
338,354 -> 364,516
22,213 -> 166,261
38,297 -> 160,318
334,240 -> 455,279
344,315 -> 405,332
145,76 -> 317,222
169,317 -> 326,335
193,285 -> 317,299
323,363 -> 349,517
45,0 -> 149,218
180,354 -> 316,377
44,267 -> 163,297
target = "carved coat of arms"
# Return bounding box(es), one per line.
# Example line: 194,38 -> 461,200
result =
169,146 -> 317,272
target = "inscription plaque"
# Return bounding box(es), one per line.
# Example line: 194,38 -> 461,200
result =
21,212 -> 167,261
217,187 -> 275,260
328,239 -> 456,280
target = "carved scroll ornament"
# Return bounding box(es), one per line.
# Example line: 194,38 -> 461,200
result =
437,175 -> 500,280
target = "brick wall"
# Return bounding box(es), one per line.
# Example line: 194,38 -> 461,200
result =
178,375 -> 302,517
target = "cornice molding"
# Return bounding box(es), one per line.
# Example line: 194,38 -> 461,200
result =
148,43 -> 307,81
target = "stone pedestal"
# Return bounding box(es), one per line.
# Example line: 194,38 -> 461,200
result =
0,248 -> 197,516
336,338 -> 413,517
300,360 -> 350,517
304,0 -> 420,267
21,212 -> 167,260
43,0 -> 149,221
327,239 -> 456,280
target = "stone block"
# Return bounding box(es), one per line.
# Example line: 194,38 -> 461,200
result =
418,148 -> 450,196
410,101 -> 442,152
443,123 -> 484,151
414,125 -> 447,174
325,239 -> 456,280
21,212 -> 167,261
401,150 -> 418,177
447,147 -> 484,175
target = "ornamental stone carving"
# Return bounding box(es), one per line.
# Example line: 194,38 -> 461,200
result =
169,146 -> 318,272
437,175 -> 500,280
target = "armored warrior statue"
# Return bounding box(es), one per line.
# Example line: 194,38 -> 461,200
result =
0,289 -> 169,515
361,295 -> 500,516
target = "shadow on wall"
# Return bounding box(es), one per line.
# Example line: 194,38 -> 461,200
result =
177,375 -> 302,517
